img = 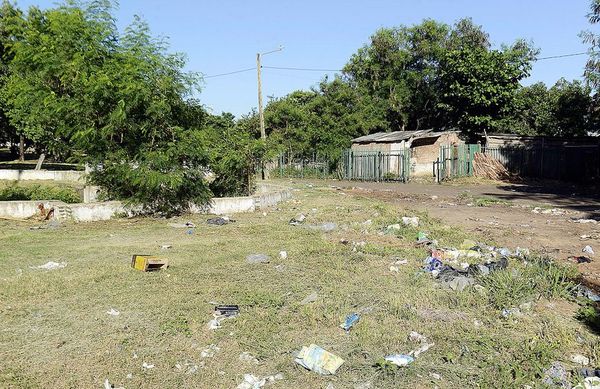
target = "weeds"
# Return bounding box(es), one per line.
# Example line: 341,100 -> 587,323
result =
481,257 -> 577,310
0,182 -> 80,203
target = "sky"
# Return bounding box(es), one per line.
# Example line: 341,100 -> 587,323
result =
15,0 -> 596,117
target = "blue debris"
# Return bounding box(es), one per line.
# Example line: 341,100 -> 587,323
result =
340,313 -> 360,331
424,257 -> 443,272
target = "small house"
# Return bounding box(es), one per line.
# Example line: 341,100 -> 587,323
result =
350,129 -> 462,176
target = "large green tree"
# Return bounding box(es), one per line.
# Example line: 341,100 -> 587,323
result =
0,1 -> 226,214
438,41 -> 536,139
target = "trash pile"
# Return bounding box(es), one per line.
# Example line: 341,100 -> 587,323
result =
421,236 -> 525,291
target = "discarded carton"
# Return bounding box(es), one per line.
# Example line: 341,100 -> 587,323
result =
131,255 -> 169,271
295,344 -> 345,375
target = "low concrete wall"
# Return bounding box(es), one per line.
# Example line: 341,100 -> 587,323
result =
0,169 -> 84,182
70,202 -> 125,222
0,183 -> 293,222
0,200 -> 64,219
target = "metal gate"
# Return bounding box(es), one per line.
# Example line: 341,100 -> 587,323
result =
342,149 -> 410,182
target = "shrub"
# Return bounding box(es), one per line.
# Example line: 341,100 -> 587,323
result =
0,183 -> 80,203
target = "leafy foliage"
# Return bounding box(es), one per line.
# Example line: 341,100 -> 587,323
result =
0,182 -> 80,203
0,1 -> 243,214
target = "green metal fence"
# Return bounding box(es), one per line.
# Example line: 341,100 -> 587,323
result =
434,144 -> 481,182
341,149 -> 410,182
435,143 -> 600,182
483,145 -> 600,182
272,152 -> 332,179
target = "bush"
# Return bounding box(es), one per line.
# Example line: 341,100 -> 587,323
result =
0,183 -> 80,203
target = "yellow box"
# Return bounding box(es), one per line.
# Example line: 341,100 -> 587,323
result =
131,255 -> 169,271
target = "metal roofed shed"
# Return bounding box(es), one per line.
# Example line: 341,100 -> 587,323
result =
349,129 -> 462,177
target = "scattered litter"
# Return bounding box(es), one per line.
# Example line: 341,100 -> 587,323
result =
131,255 -> 168,271
542,361 -> 569,388
208,305 -> 239,329
384,354 -> 414,367
175,360 -> 200,375
501,308 -> 522,318
533,207 -> 566,215
106,308 -> 120,316
340,238 -> 350,245
126,373 -> 133,379
352,241 -> 366,252
430,372 -> 442,380
569,256 -> 593,264
573,377 -> 600,389
246,254 -> 270,264
431,195 -> 439,200
274,264 -> 285,272
215,305 -> 240,318
416,232 -> 437,247
583,245 -> 595,255
104,379 -> 124,389
572,218 -> 598,224
576,285 -> 600,302
142,362 -> 155,369
581,368 -> 600,378
410,342 -> 434,357
279,251 -> 288,259
394,259 -> 408,265
295,344 -> 345,375
386,224 -> 401,231
289,214 -> 306,226
389,266 -> 400,273
236,374 -> 263,389
239,352 -> 259,364
300,292 -> 319,305
200,344 -> 220,358
423,257 -> 443,272
340,313 -> 360,331
236,373 -> 283,389
31,261 -> 67,270
207,216 -> 234,225
168,221 -> 196,228
572,354 -> 590,366
402,216 -> 420,227
160,244 -> 173,250
362,219 -> 373,226
408,331 -> 427,343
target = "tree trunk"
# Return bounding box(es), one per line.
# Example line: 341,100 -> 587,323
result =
19,135 -> 24,162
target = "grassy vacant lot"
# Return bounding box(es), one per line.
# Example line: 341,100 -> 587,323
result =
0,184 -> 598,388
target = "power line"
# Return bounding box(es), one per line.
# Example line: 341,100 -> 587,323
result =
536,52 -> 588,60
204,51 -> 589,79
204,67 -> 255,78
263,66 -> 342,72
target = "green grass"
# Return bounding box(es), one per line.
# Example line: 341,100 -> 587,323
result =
0,184 -> 596,388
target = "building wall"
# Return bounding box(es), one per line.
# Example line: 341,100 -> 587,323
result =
410,133 -> 462,176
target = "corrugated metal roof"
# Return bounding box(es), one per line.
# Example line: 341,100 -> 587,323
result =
352,129 -> 434,143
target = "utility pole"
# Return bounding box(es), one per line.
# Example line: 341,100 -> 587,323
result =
257,53 -> 265,140
256,46 -> 283,141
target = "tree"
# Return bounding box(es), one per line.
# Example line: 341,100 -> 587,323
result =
438,41 -> 536,139
343,18 -> 495,132
581,0 -> 600,92
0,1 -> 218,214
